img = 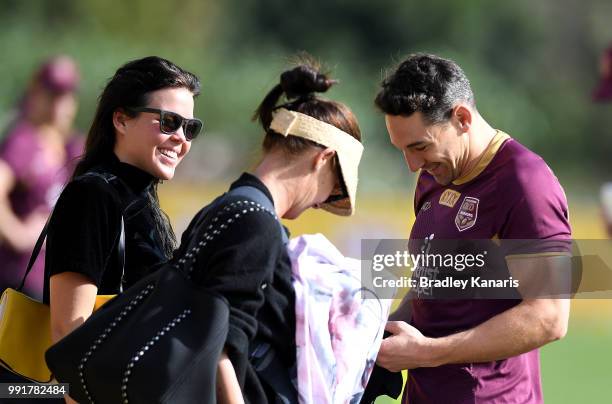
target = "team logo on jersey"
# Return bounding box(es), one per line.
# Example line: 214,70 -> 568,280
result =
439,189 -> 461,208
455,196 -> 479,232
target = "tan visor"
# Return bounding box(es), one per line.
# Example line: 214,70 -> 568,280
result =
270,108 -> 364,216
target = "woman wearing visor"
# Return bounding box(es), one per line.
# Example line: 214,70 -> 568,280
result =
171,61 -> 363,403
43,56 -> 203,350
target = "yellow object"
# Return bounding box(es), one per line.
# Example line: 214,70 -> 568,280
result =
0,288 -> 113,383
373,370 -> 407,403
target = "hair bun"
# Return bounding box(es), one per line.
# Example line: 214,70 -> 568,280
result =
280,65 -> 335,99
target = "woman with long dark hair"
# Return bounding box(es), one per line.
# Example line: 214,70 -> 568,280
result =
44,56 -> 203,346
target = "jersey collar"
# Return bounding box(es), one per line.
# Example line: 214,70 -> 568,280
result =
452,130 -> 510,186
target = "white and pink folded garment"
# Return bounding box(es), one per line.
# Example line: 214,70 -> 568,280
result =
288,234 -> 392,404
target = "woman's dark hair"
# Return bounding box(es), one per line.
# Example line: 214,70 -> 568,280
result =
375,53 -> 475,124
253,57 -> 361,155
73,56 -> 200,257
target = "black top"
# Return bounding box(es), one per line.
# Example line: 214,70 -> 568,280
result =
43,155 -> 170,304
176,173 -> 296,403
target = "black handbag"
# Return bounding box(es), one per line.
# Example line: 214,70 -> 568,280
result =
43,186 -> 245,403
45,264 -> 230,404
45,266 -> 229,403
45,184 -> 287,404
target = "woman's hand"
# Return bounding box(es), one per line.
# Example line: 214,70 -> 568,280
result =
216,350 -> 244,404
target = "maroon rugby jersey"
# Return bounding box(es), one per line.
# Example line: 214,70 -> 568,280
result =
405,131 -> 571,404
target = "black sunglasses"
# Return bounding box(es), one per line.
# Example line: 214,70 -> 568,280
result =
128,107 -> 203,141
325,157 -> 349,204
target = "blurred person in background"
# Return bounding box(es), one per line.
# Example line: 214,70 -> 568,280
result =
593,45 -> 612,238
370,53 -> 572,404
601,183 -> 612,238
592,44 -> 612,102
0,56 -> 82,300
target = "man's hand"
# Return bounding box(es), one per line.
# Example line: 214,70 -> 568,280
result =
377,297 -> 569,373
376,321 -> 437,371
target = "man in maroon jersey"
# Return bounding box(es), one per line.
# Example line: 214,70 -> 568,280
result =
373,54 -> 572,403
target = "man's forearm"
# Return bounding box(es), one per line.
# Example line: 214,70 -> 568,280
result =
427,298 -> 569,366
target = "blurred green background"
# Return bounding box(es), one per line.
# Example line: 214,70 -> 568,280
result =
1,0 -> 610,402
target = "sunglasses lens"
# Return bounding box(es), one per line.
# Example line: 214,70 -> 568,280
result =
325,193 -> 345,204
160,112 -> 182,133
185,119 -> 203,141
324,161 -> 348,204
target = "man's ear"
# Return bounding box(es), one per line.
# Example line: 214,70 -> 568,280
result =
453,104 -> 472,133
313,147 -> 336,171
113,109 -> 130,136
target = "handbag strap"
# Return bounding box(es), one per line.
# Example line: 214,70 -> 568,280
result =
228,185 -> 288,244
18,173 -> 126,293
17,217 -> 52,291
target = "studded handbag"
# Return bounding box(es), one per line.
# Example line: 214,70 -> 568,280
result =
45,263 -> 230,404
44,185 -> 279,404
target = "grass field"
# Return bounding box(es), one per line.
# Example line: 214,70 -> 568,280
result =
161,183 -> 612,403
541,300 -> 612,403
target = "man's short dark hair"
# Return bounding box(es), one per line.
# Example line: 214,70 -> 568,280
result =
375,53 -> 475,124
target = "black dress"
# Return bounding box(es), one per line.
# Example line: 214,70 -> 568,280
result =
43,154 -> 170,303
176,173 -> 296,403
